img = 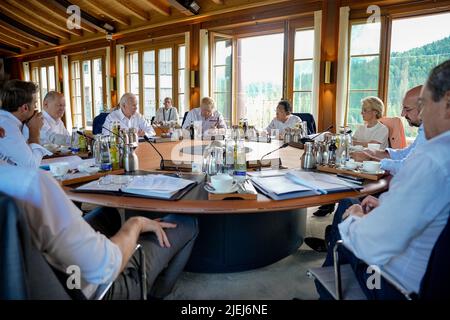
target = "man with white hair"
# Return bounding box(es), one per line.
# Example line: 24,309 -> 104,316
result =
103,93 -> 155,137
40,91 -> 71,145
181,97 -> 227,135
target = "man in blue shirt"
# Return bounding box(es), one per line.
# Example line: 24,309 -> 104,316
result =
316,60 -> 450,299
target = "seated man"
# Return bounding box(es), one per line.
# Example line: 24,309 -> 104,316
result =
353,86 -> 427,176
0,162 -> 198,299
266,100 -> 301,138
182,97 -> 226,135
316,60 -> 450,300
154,97 -> 179,124
352,96 -> 389,149
40,91 -> 71,146
103,93 -> 155,137
0,80 -> 51,168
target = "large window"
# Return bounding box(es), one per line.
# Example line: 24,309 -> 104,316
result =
212,37 -> 232,122
293,29 -> 315,114
30,59 -> 56,111
237,33 -> 284,130
125,42 -> 184,118
70,55 -> 105,128
387,12 -> 450,138
346,21 -> 381,131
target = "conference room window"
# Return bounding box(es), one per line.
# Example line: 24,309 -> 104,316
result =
159,48 -> 173,109
30,61 -> 56,111
70,55 -> 105,128
346,21 -> 381,131
237,33 -> 284,130
178,45 -> 186,117
143,50 -> 156,117
212,37 -> 232,123
293,28 -> 314,114
126,51 -> 140,108
387,12 -> 450,139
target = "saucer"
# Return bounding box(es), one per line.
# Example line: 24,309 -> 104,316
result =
360,169 -> 385,175
204,184 -> 239,194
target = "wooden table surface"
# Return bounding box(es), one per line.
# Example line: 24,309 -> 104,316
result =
64,139 -> 389,214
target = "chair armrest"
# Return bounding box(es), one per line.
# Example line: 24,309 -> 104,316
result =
135,244 -> 147,300
333,240 -> 344,300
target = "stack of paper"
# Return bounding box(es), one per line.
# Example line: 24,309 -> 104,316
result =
250,169 -> 362,200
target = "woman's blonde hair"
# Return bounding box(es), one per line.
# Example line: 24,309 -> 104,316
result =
361,96 -> 384,119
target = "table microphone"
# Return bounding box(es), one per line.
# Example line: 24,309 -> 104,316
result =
259,142 -> 289,171
102,126 -> 126,143
76,130 -> 94,141
300,125 -> 334,144
143,135 -> 165,170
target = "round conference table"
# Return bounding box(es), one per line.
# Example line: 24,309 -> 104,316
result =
64,139 -> 388,273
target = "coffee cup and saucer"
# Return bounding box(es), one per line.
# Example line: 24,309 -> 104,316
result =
205,174 -> 238,194
360,161 -> 384,174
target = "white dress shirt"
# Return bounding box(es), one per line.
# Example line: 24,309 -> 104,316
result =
338,130 -> 450,294
102,108 -> 155,136
266,114 -> 302,136
0,109 -> 52,168
40,110 -> 71,145
0,164 -> 122,299
154,106 -> 179,123
380,125 -> 426,175
181,107 -> 227,133
353,121 -> 389,149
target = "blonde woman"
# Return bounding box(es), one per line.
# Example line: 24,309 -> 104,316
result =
353,96 -> 389,149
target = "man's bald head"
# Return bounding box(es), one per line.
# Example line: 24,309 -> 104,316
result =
43,91 -> 66,120
402,85 -> 423,127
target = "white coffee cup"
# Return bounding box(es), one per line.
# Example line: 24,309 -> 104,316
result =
49,162 -> 69,177
362,161 -> 381,173
345,160 -> 358,170
210,174 -> 234,192
367,143 -> 381,151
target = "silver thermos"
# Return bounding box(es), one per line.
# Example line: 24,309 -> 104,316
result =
123,143 -> 139,172
301,142 -> 316,170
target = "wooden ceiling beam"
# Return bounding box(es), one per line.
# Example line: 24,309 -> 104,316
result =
0,24 -> 39,47
0,1 -> 70,39
7,0 -> 83,38
0,12 -> 59,46
82,0 -> 131,26
0,34 -> 29,50
53,0 -> 116,33
29,0 -> 97,34
210,0 -> 224,4
147,0 -> 172,16
116,0 -> 150,21
0,43 -> 21,54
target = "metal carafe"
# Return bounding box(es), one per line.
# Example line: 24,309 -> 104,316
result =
123,143 -> 139,172
283,128 -> 292,143
301,141 -> 316,170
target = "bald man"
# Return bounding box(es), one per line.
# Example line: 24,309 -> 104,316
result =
103,93 -> 155,137
353,85 -> 427,175
40,91 -> 71,146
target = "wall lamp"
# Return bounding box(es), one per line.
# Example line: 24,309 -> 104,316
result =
324,61 -> 333,84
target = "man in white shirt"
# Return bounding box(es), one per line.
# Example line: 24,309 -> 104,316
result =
0,163 -> 198,300
154,97 -> 179,124
40,91 -> 71,146
316,60 -> 450,300
353,86 -> 427,175
103,93 -> 155,137
266,100 -> 302,138
0,80 -> 51,168
182,97 -> 227,134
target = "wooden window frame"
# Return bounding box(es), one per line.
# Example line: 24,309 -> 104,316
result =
30,58 -> 57,111
68,50 -> 106,129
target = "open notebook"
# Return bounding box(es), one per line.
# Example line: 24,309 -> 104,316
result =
250,170 -> 363,200
74,174 -> 197,200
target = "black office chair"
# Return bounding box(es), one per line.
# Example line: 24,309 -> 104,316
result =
181,111 -> 189,127
292,112 -> 316,135
307,212 -> 450,300
92,112 -> 110,134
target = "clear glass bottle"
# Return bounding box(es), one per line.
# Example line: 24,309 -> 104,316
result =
109,135 -> 120,170
93,134 -> 102,167
224,138 -> 235,175
70,128 -> 80,153
99,136 -> 112,171
234,137 -> 246,180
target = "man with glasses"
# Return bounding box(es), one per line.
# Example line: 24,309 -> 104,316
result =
353,85 -> 426,175
0,80 -> 51,168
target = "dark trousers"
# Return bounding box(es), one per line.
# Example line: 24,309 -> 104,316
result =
84,207 -> 198,300
316,198 -> 406,300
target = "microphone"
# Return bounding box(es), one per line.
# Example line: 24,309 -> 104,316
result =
102,126 -> 125,143
76,130 -> 94,141
300,125 -> 334,144
143,135 -> 165,170
259,142 -> 289,171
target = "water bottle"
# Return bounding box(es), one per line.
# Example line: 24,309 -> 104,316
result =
234,138 -> 246,180
109,135 -> 120,170
70,127 -> 80,153
93,134 -> 102,166
224,138 -> 235,175
99,136 -> 112,171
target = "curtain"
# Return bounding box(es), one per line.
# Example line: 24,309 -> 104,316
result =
199,29 -> 209,100
335,6 -> 350,129
61,55 -> 72,130
312,10 -> 322,122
